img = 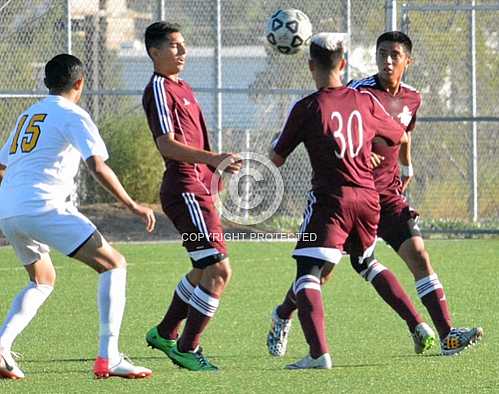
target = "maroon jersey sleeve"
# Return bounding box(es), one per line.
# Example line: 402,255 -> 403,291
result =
272,100 -> 308,158
360,90 -> 405,145
143,76 -> 175,139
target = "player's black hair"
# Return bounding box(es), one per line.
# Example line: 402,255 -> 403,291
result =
145,21 -> 181,57
376,31 -> 412,54
309,41 -> 344,71
44,54 -> 84,93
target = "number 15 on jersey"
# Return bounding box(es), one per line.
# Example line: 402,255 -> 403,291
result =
9,114 -> 47,155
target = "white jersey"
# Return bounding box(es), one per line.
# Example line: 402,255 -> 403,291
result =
0,95 -> 108,219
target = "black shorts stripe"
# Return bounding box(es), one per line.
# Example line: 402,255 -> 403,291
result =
67,231 -> 96,257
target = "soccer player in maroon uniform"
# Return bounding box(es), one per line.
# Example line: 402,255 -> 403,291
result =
270,33 -> 410,369
269,31 -> 483,358
142,22 -> 241,371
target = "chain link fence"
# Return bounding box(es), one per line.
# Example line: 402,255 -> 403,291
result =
0,0 -> 498,234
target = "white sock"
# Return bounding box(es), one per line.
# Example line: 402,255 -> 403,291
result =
415,273 -> 443,298
189,286 -> 220,317
0,282 -> 53,351
175,275 -> 195,304
98,268 -> 126,365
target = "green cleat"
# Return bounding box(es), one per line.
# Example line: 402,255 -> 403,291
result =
412,322 -> 436,354
167,345 -> 218,372
145,326 -> 176,356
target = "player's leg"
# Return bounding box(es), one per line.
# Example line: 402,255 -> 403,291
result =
395,218 -> 483,355
397,232 -> 451,336
285,193 -> 340,369
145,196 -> 204,355
182,260 -> 232,353
350,191 -> 434,354
168,260 -> 229,372
21,207 -> 151,379
285,256 -> 332,370
267,193 -> 316,356
165,193 -> 229,371
267,261 -> 335,357
71,230 -> 152,378
147,268 -> 203,353
0,218 -> 55,380
350,252 -> 434,354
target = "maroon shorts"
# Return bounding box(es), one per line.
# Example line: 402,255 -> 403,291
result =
378,192 -> 421,251
293,187 -> 380,265
161,192 -> 227,268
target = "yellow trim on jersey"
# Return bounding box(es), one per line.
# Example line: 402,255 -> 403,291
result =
22,114 -> 47,153
9,114 -> 47,154
9,114 -> 28,154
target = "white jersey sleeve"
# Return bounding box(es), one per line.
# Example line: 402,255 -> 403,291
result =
64,111 -> 109,161
0,139 -> 9,165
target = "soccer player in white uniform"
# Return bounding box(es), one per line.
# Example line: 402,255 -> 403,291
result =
0,54 -> 156,380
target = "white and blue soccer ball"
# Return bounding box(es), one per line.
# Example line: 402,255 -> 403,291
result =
266,9 -> 313,55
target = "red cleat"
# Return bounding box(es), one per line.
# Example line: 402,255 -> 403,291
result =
93,355 -> 152,379
0,348 -> 25,380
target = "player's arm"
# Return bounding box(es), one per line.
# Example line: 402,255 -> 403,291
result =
0,163 -> 5,185
0,140 -> 8,184
85,155 -> 156,232
156,133 -> 241,173
269,101 -> 306,168
269,149 -> 286,167
399,132 -> 413,192
66,113 -> 156,232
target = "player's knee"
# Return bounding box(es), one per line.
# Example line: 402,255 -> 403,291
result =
350,254 -> 367,276
215,259 -> 232,283
187,268 -> 203,286
102,250 -> 127,272
33,270 -> 56,286
43,269 -> 56,286
320,262 -> 335,285
351,255 -> 386,282
28,259 -> 57,286
295,256 -> 324,280
206,259 -> 231,287
411,248 -> 432,277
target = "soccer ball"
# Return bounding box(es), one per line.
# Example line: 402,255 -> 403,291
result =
266,9 -> 313,55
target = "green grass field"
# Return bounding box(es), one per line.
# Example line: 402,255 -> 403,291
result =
0,240 -> 497,393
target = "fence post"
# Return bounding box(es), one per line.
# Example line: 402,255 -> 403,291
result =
385,0 -> 397,31
157,0 -> 165,20
66,0 -> 72,54
215,0 -> 223,153
470,1 -> 478,222
343,0 -> 351,83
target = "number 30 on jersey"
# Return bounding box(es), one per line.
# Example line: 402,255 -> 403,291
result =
9,114 -> 47,154
331,111 -> 364,159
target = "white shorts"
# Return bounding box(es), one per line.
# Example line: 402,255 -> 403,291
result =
0,206 -> 96,266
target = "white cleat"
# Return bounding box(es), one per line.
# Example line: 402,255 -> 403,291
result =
93,354 -> 152,379
267,307 -> 292,357
286,353 -> 332,370
412,322 -> 436,354
0,348 -> 25,380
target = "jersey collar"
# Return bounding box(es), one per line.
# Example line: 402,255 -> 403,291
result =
153,71 -> 183,85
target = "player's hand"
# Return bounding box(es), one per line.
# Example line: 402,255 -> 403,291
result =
210,153 -> 242,174
400,175 -> 413,194
130,203 -> 156,233
371,152 -> 385,168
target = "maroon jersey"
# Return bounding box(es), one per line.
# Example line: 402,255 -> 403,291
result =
348,75 -> 422,195
273,86 -> 405,194
143,73 -> 214,196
